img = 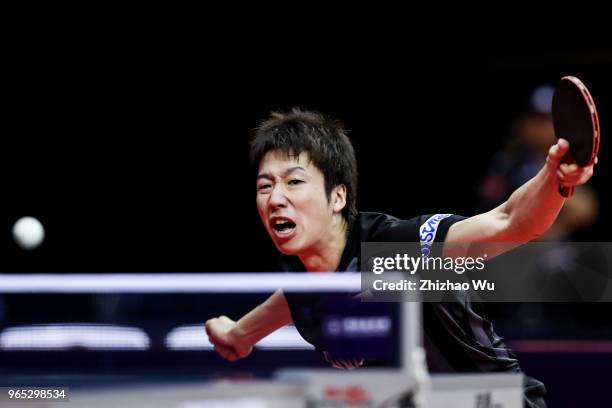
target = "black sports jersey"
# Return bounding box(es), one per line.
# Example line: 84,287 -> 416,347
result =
280,211 -> 546,407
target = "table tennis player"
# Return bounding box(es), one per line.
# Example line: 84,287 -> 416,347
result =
206,108 -> 596,407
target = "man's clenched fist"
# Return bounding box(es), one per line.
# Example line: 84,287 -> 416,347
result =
205,315 -> 253,362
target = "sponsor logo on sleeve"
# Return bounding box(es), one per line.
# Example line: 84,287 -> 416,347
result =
419,214 -> 452,257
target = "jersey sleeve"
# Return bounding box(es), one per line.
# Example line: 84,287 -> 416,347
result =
365,212 -> 466,257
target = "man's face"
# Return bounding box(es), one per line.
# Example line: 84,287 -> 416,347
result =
256,150 -> 340,255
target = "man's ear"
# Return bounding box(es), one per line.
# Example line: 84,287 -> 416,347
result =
331,185 -> 347,213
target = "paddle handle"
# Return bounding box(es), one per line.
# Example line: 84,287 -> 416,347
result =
559,185 -> 574,197
559,154 -> 576,198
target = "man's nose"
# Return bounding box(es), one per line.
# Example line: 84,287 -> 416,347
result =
269,184 -> 289,208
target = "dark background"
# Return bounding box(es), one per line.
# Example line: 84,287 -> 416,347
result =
1,44 -> 610,272
1,36 -> 611,406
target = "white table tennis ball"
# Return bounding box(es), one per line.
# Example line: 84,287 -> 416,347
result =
12,216 -> 45,250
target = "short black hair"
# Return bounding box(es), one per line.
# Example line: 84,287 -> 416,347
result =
250,108 -> 358,218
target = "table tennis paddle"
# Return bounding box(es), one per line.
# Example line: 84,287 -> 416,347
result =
552,76 -> 600,197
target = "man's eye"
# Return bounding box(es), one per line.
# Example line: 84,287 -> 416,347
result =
288,179 -> 304,185
257,184 -> 272,191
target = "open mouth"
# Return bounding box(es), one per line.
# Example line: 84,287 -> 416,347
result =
271,218 -> 297,235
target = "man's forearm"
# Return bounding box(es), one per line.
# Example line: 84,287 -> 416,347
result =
231,288 -> 293,346
499,162 -> 564,241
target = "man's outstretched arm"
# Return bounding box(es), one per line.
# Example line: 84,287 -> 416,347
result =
205,288 -> 292,362
445,139 -> 596,257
